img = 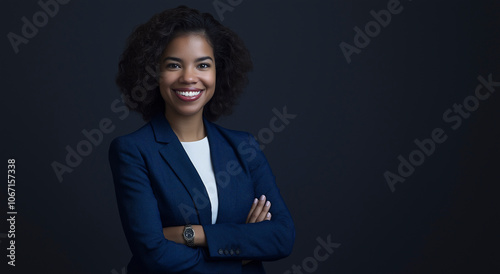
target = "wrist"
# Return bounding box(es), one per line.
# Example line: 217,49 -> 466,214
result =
183,224 -> 196,247
192,225 -> 207,247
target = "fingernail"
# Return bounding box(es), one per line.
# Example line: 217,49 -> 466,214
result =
253,198 -> 258,204
260,195 -> 266,201
265,201 -> 270,207
267,212 -> 271,217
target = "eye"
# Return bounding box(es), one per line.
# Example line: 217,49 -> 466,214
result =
166,63 -> 180,69
198,63 -> 211,69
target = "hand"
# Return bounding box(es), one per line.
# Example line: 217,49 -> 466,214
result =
246,195 -> 272,224
243,195 -> 272,265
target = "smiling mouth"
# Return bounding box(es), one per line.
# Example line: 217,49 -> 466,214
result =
175,90 -> 202,96
173,89 -> 204,102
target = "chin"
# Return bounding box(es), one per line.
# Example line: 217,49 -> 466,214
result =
172,106 -> 205,118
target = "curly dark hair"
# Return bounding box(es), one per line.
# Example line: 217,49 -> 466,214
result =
116,5 -> 253,121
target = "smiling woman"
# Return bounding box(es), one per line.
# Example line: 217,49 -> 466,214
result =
109,5 -> 295,274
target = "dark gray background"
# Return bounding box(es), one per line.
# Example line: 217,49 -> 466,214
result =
1,0 -> 499,273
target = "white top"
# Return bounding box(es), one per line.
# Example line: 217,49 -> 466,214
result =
181,136 -> 218,224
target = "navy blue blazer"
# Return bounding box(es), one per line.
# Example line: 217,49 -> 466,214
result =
109,113 -> 295,273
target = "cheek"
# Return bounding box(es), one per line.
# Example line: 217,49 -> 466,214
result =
211,73 -> 216,87
204,72 -> 216,89
159,75 -> 174,91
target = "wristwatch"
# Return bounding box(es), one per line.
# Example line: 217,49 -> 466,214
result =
183,224 -> 195,247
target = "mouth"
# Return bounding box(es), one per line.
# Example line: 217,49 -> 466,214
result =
173,88 -> 204,102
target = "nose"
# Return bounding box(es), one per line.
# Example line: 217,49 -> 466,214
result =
180,67 -> 197,84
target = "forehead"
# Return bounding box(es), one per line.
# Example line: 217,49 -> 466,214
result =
162,34 -> 214,58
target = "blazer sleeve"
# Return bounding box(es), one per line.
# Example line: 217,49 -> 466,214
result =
203,133 -> 295,260
109,137 -> 241,274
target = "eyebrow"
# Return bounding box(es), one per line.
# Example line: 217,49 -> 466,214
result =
163,56 -> 214,63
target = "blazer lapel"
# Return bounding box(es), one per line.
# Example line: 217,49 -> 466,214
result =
151,114 -> 212,225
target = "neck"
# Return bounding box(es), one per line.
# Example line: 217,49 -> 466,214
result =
164,111 -> 206,142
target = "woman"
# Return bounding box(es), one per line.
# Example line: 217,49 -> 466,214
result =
109,5 -> 295,273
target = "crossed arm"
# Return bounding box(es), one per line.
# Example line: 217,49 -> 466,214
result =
162,195 -> 273,247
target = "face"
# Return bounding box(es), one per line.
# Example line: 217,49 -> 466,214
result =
158,33 -> 216,121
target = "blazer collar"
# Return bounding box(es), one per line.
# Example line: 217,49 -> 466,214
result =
150,113 -> 178,144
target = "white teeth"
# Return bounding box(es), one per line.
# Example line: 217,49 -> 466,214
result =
175,90 -> 201,97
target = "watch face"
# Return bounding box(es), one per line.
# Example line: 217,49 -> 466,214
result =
184,228 -> 194,239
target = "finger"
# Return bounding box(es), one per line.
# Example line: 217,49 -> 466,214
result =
246,198 -> 258,223
249,195 -> 266,223
248,195 -> 266,223
264,212 -> 271,221
256,201 -> 271,222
